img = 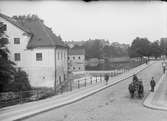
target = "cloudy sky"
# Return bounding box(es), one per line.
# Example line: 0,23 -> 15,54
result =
0,1 -> 167,44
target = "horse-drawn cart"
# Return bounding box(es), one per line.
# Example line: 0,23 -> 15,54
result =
128,75 -> 144,98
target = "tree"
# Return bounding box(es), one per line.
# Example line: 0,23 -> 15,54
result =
150,41 -> 162,59
0,23 -> 16,92
129,37 -> 151,58
160,38 -> 167,56
84,39 -> 104,59
7,68 -> 31,92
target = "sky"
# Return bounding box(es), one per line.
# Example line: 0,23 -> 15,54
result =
0,1 -> 167,44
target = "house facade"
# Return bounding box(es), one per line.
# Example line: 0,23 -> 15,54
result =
68,46 -> 85,72
0,13 -> 68,89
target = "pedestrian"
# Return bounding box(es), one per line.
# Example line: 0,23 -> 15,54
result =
150,77 -> 156,92
133,74 -> 138,83
129,82 -> 135,98
163,66 -> 166,74
162,62 -> 166,74
146,59 -> 148,64
105,74 -> 109,85
138,80 -> 144,98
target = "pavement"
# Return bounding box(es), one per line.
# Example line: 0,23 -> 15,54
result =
0,62 -> 154,121
144,71 -> 167,111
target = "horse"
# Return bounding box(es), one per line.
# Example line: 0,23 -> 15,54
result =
128,81 -> 144,98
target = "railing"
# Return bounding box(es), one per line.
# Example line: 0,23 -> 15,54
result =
0,61 -> 145,108
0,89 -> 55,108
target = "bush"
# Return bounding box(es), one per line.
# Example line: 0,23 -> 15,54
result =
4,68 -> 31,93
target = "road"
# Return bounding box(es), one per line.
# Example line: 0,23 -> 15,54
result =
22,61 -> 167,121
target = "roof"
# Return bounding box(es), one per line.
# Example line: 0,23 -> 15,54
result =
69,48 -> 85,55
0,13 -> 31,34
0,13 -> 67,49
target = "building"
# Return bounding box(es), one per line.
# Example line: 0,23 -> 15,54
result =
0,13 -> 68,89
68,46 -> 85,72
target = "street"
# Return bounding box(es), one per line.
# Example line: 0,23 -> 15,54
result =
21,61 -> 167,121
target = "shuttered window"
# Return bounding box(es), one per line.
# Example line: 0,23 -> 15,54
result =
14,53 -> 21,61
36,53 -> 42,61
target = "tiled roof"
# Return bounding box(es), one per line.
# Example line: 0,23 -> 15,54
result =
0,13 -> 67,49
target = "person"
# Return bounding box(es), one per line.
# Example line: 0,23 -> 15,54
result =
105,74 -> 109,85
162,62 -> 166,74
150,77 -> 156,92
138,80 -> 144,98
133,74 -> 138,83
129,82 -> 135,98
146,59 -> 148,64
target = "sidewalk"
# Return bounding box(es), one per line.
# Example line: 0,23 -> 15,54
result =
144,71 -> 167,111
0,62 -> 154,121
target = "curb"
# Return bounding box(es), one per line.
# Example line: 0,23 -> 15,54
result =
2,62 -> 155,121
143,72 -> 167,111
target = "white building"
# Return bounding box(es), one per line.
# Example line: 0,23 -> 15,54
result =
0,13 -> 68,89
68,46 -> 85,72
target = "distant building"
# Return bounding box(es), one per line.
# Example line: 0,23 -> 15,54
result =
0,13 -> 68,89
68,46 -> 85,72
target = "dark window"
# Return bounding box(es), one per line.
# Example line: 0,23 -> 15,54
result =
36,53 -> 42,61
78,56 -> 80,59
14,38 -> 20,44
78,67 -> 80,70
73,67 -> 75,70
14,53 -> 20,61
73,56 -> 75,60
68,57 -> 70,60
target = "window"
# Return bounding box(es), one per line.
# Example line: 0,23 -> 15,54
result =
14,53 -> 20,61
64,52 -> 66,59
78,56 -> 80,59
14,38 -> 20,44
58,52 -> 59,60
73,56 -> 75,60
36,53 -> 42,61
68,57 -> 70,60
78,67 -> 80,70
61,51 -> 63,60
73,67 -> 75,70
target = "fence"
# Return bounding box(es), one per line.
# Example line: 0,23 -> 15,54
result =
0,61 -> 145,108
70,68 -> 129,91
0,88 -> 55,108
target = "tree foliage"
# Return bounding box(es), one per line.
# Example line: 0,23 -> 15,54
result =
7,68 -> 31,92
128,37 -> 162,58
0,22 -> 31,92
82,39 -> 129,59
150,41 -> 162,58
0,23 -> 16,92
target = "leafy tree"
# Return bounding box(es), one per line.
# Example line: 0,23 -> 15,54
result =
150,41 -> 162,59
160,38 -> 167,56
129,37 -> 151,58
0,22 -> 31,92
0,23 -> 16,92
7,68 -> 31,92
84,39 -> 104,59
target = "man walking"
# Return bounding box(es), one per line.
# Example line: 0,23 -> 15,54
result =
150,77 -> 156,92
105,74 -> 109,85
162,61 -> 166,74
